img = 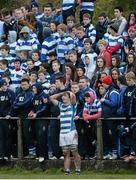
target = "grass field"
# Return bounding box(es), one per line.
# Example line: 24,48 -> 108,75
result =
0,167 -> 136,179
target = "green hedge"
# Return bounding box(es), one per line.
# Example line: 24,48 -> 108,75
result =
1,0 -> 135,24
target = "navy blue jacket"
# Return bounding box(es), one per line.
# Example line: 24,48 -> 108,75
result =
123,85 -> 136,119
117,85 -> 127,116
12,88 -> 33,118
31,83 -> 50,117
0,89 -> 15,116
102,86 -> 119,118
75,91 -> 85,117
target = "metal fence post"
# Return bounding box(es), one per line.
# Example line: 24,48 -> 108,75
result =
96,118 -> 103,160
17,118 -> 23,159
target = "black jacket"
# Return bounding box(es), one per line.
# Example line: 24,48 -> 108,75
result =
12,88 -> 33,118
0,89 -> 15,116
95,19 -> 108,42
123,84 -> 136,118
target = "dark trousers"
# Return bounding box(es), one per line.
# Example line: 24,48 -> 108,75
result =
35,119 -> 49,158
103,120 -> 117,155
50,119 -> 62,158
23,119 -> 35,156
75,119 -> 87,156
23,118 -> 49,158
84,120 -> 96,157
0,120 -> 12,158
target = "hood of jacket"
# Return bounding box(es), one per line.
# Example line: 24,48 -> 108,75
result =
8,30 -> 17,43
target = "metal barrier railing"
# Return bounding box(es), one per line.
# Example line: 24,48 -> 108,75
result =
0,117 -> 22,159
96,117 -> 136,160
0,117 -> 135,160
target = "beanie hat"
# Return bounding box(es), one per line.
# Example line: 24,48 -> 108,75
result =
110,23 -> 119,33
102,75 -> 112,85
43,27 -> 52,38
20,26 -> 30,34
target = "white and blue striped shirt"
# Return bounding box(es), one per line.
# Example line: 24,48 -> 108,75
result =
58,101 -> 77,134
76,37 -> 86,54
84,99 -> 102,115
41,36 -> 57,62
16,37 -> 38,52
81,0 -> 95,12
10,69 -> 25,92
0,54 -> 15,71
56,35 -> 75,64
9,42 -> 17,58
107,34 -> 124,57
84,24 -> 96,43
62,0 -> 75,11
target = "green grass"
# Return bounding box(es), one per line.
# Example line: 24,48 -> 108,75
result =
0,167 -> 136,179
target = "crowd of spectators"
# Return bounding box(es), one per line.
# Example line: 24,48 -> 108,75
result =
0,0 -> 136,171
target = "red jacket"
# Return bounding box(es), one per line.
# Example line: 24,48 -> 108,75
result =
99,49 -> 111,68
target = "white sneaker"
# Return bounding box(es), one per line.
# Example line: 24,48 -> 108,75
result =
48,152 -> 53,159
110,153 -> 117,160
59,156 -> 64,160
49,156 -> 57,160
38,157 -> 44,162
103,154 -> 112,159
4,157 -> 8,160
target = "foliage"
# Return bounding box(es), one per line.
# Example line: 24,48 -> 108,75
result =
1,0 -> 135,23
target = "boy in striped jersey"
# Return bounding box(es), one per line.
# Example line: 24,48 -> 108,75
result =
0,59 -> 11,77
8,31 -> 17,59
83,13 -> 96,44
10,59 -> 25,92
41,27 -> 57,63
16,26 -> 38,54
78,0 -> 95,24
107,23 -> 124,59
50,91 -> 81,175
0,45 -> 14,71
62,0 -> 77,24
56,24 -> 75,69
82,91 -> 102,159
19,50 -> 29,72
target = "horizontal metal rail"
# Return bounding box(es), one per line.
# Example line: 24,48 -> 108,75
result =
0,117 -> 135,160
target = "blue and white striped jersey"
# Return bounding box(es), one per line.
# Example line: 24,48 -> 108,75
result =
10,69 -> 25,92
76,37 -> 86,54
62,0 -> 75,11
56,35 -> 75,64
41,36 -> 57,62
84,24 -> 96,43
84,99 -> 102,115
38,73 -> 51,94
80,0 -> 95,12
58,101 -> 77,134
0,54 -> 15,71
9,42 -> 17,58
107,34 -> 124,57
16,37 -> 38,52
21,61 -> 27,72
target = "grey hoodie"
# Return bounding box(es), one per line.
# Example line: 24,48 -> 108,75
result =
8,31 -> 17,44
